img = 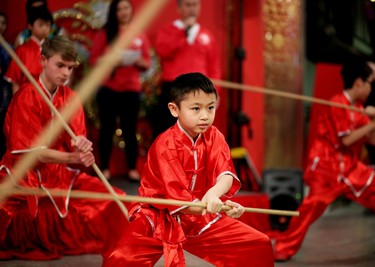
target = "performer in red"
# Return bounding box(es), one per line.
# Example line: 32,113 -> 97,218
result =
103,73 -> 274,267
274,60 -> 375,261
0,36 -> 128,260
152,0 -> 221,138
5,6 -> 52,94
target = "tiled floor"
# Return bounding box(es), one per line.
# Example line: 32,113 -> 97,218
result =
2,177 -> 375,266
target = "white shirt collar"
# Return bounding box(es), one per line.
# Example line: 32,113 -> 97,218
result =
30,36 -> 44,46
173,19 -> 200,44
39,76 -> 58,98
343,91 -> 354,104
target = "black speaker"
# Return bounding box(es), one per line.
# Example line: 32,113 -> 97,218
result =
263,169 -> 304,231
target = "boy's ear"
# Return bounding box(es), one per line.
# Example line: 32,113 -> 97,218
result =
168,102 -> 179,118
27,23 -> 33,31
354,77 -> 364,88
40,55 -> 47,67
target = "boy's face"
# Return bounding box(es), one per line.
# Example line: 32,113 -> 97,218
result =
41,53 -> 75,88
357,77 -> 373,102
28,19 -> 51,41
168,89 -> 217,139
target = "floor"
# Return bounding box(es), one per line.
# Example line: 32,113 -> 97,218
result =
2,177 -> 375,266
275,202 -> 375,267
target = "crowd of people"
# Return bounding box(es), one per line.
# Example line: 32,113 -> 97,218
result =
1,0 -> 375,266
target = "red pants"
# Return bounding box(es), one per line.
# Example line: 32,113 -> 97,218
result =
0,173 -> 128,260
275,167 -> 375,259
103,215 -> 274,267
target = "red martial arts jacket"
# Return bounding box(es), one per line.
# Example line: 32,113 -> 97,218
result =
130,121 -> 241,263
1,80 -> 86,216
0,79 -> 129,260
305,92 -> 373,196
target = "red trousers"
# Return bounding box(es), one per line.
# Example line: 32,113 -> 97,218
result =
275,167 -> 375,259
103,215 -> 274,267
0,173 -> 128,260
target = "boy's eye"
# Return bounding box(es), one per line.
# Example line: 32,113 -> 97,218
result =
209,106 -> 215,110
192,107 -> 199,111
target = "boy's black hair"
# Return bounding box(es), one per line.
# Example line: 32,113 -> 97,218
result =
0,11 -> 7,20
27,6 -> 52,26
341,60 -> 373,89
170,72 -> 218,107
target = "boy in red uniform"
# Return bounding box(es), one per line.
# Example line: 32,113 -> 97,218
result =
103,72 -> 274,267
5,6 -> 52,93
274,60 -> 375,261
0,36 -> 127,260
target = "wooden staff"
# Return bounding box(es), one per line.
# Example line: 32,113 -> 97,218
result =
211,79 -> 366,114
13,186 -> 300,217
0,0 -> 170,210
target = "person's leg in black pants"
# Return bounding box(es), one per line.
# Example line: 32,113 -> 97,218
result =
97,87 -> 118,179
118,91 -> 141,181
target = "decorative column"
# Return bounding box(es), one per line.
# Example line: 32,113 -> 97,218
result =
263,0 -> 303,169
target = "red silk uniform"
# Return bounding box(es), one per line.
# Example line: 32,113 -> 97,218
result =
89,30 -> 151,92
5,37 -> 42,86
0,80 -> 128,260
103,122 -> 274,267
275,92 -> 375,259
155,20 -> 220,82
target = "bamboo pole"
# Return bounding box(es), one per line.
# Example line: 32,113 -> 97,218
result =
13,186 -> 300,217
211,78 -> 366,114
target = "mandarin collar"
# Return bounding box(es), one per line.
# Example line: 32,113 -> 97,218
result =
39,76 -> 59,99
174,120 -> 203,147
30,36 -> 44,46
343,91 -> 354,105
